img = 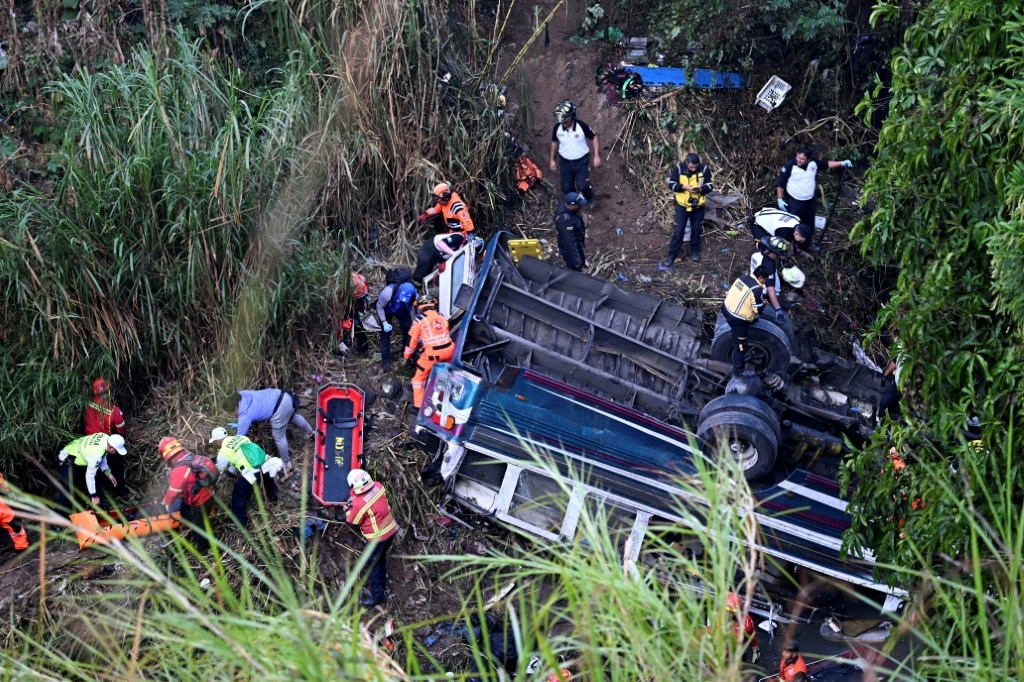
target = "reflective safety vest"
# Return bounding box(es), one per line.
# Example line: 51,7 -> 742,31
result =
346,482 -> 398,541
723,275 -> 764,322
672,163 -> 711,209
63,433 -> 109,466
425,191 -> 475,235
217,435 -> 266,471
406,310 -> 451,355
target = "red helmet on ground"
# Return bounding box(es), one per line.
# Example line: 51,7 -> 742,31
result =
92,378 -> 109,396
725,592 -> 742,612
159,437 -> 185,461
352,273 -> 369,299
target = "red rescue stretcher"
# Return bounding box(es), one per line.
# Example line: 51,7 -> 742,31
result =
313,384 -> 365,506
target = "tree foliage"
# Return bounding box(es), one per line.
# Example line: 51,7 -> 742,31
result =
646,0 -> 847,64
845,0 -> 1024,669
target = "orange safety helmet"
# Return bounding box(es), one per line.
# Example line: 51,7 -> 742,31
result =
432,182 -> 452,204
92,377 -> 109,396
352,273 -> 369,299
725,592 -> 743,612
159,436 -> 185,461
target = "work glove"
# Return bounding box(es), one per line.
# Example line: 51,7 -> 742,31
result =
774,307 -> 787,324
441,252 -> 452,260
382,321 -> 393,333
841,159 -> 853,168
416,213 -> 428,226
777,198 -> 788,211
752,646 -> 761,664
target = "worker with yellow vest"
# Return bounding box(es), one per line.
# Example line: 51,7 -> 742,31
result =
56,433 -> 127,510
209,427 -> 279,527
721,266 -> 769,374
660,152 -> 713,268
404,296 -> 454,409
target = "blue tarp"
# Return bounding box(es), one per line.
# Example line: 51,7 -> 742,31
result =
628,65 -> 746,89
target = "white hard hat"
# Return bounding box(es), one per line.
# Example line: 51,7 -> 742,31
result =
781,265 -> 806,289
347,468 -> 374,494
209,426 -> 228,443
107,434 -> 127,455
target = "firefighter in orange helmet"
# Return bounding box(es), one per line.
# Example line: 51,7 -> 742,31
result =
403,296 -> 454,409
416,182 -> 476,237
0,473 -> 30,552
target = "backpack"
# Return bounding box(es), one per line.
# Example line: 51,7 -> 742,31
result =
174,452 -> 219,499
385,267 -> 413,286
595,62 -> 644,100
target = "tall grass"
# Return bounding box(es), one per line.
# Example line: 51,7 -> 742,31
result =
0,0 -> 526,468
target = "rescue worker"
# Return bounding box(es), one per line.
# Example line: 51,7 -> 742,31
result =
159,437 -> 218,553
724,592 -> 760,663
776,146 -> 852,253
56,433 -> 127,510
209,427 -> 277,528
660,152 -> 713,267
721,266 -> 769,375
342,469 -> 399,608
554,192 -> 587,271
376,280 -> 418,372
755,236 -> 788,318
84,377 -> 130,498
84,377 -> 127,437
778,640 -> 808,682
549,101 -> 600,209
0,473 -> 29,552
404,296 -> 454,409
335,273 -> 372,357
223,388 -> 314,471
412,231 -> 467,286
417,182 -> 475,237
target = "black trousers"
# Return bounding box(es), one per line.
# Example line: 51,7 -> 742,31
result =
666,204 -> 705,260
557,154 -> 593,201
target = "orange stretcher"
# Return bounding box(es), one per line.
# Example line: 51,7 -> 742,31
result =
70,508 -> 181,550
313,384 -> 365,506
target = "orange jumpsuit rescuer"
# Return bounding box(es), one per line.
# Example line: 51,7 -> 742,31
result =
404,296 -> 453,408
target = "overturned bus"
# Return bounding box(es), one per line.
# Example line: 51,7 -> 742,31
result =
413,233 -> 903,608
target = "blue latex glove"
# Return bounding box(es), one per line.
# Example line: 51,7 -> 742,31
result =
841,159 -> 853,168
774,307 -> 787,323
382,321 -> 393,333
777,198 -> 788,211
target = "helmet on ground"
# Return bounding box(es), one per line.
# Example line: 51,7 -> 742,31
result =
92,378 -> 109,396
396,282 -> 417,306
107,434 -> 128,455
159,437 -> 185,461
417,295 -> 437,311
759,235 -> 791,257
554,100 -> 577,123
352,273 -> 369,299
725,592 -> 742,612
432,182 -> 452,204
780,264 -> 806,288
347,468 -> 374,494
